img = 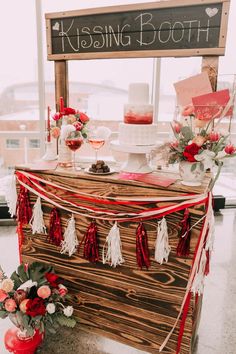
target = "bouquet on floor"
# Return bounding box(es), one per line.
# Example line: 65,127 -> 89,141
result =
0,262 -> 76,337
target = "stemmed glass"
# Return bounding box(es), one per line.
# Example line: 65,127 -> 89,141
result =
65,130 -> 83,170
88,129 -> 106,164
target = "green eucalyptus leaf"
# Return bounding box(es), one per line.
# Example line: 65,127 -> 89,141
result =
181,126 -> 193,141
17,264 -> 28,282
200,162 -> 205,171
0,310 -> 8,319
191,163 -> 197,172
10,271 -> 22,288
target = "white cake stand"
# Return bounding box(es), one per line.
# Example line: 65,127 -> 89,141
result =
110,140 -> 158,174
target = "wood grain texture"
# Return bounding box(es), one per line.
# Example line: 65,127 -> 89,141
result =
17,167 -> 210,353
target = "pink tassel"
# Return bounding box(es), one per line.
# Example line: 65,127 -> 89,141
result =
48,208 -> 63,246
176,209 -> 191,257
136,222 -> 150,269
16,185 -> 32,224
83,221 -> 99,262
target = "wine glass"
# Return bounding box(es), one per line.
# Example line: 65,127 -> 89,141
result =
88,129 -> 106,164
65,130 -> 83,170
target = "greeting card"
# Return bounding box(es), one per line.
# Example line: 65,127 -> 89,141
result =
174,72 -> 213,106
192,89 -> 233,120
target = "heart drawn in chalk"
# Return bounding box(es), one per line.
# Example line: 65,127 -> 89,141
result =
205,7 -> 219,17
52,22 -> 60,31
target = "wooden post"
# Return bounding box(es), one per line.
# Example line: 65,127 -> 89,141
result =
201,56 -> 219,92
54,60 -> 68,111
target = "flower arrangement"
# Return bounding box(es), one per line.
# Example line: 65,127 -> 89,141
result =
168,104 -> 236,187
51,106 -> 90,140
0,262 -> 76,337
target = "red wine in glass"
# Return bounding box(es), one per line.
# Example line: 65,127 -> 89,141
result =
66,138 -> 83,151
65,131 -> 83,170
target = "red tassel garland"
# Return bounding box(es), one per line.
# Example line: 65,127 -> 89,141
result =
16,185 -> 32,224
136,222 -> 150,269
83,221 -> 99,262
48,208 -> 63,246
176,209 -> 191,257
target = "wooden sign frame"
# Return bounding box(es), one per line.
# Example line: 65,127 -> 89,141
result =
46,0 -> 230,61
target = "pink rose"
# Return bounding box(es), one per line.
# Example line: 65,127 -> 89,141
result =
182,105 -> 195,117
58,284 -> 68,297
14,290 -> 27,305
52,112 -> 62,121
19,299 -> 30,313
51,126 -> 61,139
0,289 -> 8,302
225,144 -> 236,155
172,120 -> 182,134
73,121 -> 83,131
5,299 -> 17,312
209,131 -> 220,142
37,285 -> 51,299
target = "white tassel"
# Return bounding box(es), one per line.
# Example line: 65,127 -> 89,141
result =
102,222 -> 124,267
5,174 -> 17,217
30,197 -> 47,234
191,249 -> 207,296
61,214 -> 78,257
205,200 -> 215,252
155,217 -> 171,264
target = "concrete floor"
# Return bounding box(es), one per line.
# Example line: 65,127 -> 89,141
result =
0,209 -> 236,354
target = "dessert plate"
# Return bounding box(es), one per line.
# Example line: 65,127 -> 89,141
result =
84,168 -> 116,175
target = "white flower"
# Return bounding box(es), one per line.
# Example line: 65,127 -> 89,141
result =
216,151 -> 227,160
60,124 -> 76,140
63,306 -> 74,317
195,150 -> 216,170
1,278 -> 14,293
46,303 -> 56,314
17,280 -> 38,291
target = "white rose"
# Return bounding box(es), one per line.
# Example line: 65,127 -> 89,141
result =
63,306 -> 74,317
46,303 -> 56,314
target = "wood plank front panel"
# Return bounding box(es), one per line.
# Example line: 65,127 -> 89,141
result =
18,168 -> 209,353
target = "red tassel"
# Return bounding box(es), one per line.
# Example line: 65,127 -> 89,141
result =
16,185 -> 32,224
204,249 -> 210,275
176,209 -> 191,257
48,208 -> 63,246
83,221 -> 99,262
136,222 -> 150,269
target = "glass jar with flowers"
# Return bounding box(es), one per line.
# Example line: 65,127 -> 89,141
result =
51,106 -> 90,168
0,262 -> 76,353
169,104 -> 236,188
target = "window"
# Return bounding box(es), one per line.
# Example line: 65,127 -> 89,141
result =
29,139 -> 40,149
6,139 -> 20,149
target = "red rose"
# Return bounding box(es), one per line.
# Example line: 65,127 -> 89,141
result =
225,144 -> 236,155
183,143 -> 200,162
52,112 -> 62,121
45,272 -> 59,288
63,107 -> 76,115
78,112 -> 89,123
26,298 -> 46,317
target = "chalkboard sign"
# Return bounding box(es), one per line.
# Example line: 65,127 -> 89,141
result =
45,0 -> 230,60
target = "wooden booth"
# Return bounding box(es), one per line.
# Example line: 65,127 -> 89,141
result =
17,1 -> 230,353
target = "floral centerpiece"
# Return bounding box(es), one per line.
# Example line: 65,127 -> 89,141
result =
0,262 -> 76,339
169,104 -> 236,187
51,106 -> 90,140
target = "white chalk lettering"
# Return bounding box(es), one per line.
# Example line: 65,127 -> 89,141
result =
120,24 -> 131,46
108,25 -> 120,46
197,19 -> 210,42
93,26 -> 105,48
158,21 -> 171,43
81,27 -> 93,48
172,21 -> 185,43
183,20 -> 198,42
59,20 -> 79,52
135,12 -> 156,46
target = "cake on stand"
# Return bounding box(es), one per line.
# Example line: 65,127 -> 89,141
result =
111,83 -> 158,174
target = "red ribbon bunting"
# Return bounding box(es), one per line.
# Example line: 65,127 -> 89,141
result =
136,222 -> 150,269
48,208 -> 63,246
16,185 -> 32,224
176,209 -> 191,257
83,221 -> 99,263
